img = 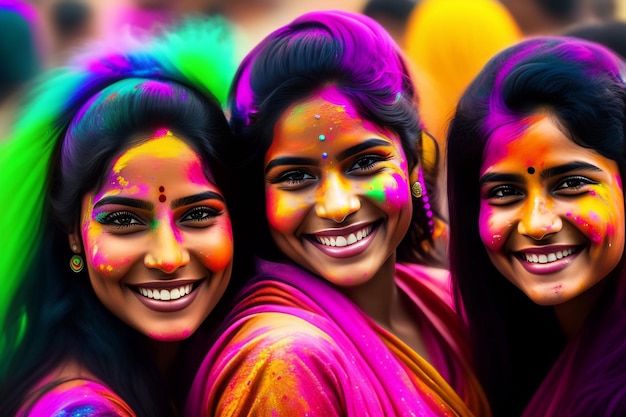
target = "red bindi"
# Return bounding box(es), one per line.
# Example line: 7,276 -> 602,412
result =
159,186 -> 166,202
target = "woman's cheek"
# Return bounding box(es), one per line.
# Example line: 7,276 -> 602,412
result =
201,222 -> 234,272
479,203 -> 508,252
569,190 -> 617,243
365,174 -> 410,210
265,188 -> 308,233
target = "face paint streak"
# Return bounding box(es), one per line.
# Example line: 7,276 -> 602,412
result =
202,229 -> 234,271
113,135 -> 188,173
186,152 -> 214,185
94,212 -> 107,223
569,214 -> 602,242
117,176 -> 129,187
366,177 -> 386,203
149,328 -> 192,342
266,189 -> 308,231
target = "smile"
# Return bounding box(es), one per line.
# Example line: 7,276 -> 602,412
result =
520,248 -> 576,264
131,280 -> 204,313
314,225 -> 373,247
515,245 -> 583,275
137,284 -> 193,301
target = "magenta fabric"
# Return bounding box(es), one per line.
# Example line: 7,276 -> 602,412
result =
17,378 -> 135,416
185,259 -> 488,416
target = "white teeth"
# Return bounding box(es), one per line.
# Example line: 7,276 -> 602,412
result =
315,226 -> 372,247
523,248 -> 574,264
138,284 -> 193,301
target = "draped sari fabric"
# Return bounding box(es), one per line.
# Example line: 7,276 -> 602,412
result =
186,260 -> 489,416
17,378 -> 136,417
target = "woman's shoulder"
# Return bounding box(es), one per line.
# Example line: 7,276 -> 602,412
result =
225,311 -> 343,358
18,365 -> 135,417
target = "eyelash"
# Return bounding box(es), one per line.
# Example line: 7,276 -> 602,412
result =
349,154 -> 388,173
96,206 -> 221,230
96,211 -> 144,229
269,153 -> 391,187
180,206 -> 221,223
485,175 -> 598,203
554,175 -> 597,192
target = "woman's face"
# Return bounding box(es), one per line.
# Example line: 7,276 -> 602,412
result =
76,130 -> 233,341
263,87 -> 413,286
479,113 -> 625,305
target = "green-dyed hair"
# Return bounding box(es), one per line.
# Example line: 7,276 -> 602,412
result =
0,17 -> 237,416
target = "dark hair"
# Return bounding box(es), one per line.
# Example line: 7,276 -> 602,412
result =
0,19 -> 239,417
228,9 -> 442,267
446,36 -> 626,416
565,19 -> 626,60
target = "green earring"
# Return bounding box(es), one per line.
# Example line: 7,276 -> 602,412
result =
70,254 -> 84,273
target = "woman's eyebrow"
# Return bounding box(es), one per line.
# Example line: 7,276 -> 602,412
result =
265,157 -> 317,174
540,161 -> 602,180
335,138 -> 390,161
94,196 -> 153,210
479,172 -> 524,185
171,191 -> 224,209
479,161 -> 603,186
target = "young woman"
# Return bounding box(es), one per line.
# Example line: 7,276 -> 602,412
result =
185,10 -> 490,417
0,19 -> 240,417
446,36 -> 626,416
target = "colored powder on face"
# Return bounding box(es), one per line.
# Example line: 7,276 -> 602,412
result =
116,175 -> 129,187
113,133 -> 188,173
202,227 -> 234,272
94,212 -> 107,223
186,152 -> 213,185
366,178 -> 386,203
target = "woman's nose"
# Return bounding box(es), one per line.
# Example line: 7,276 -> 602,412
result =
314,173 -> 360,223
517,196 -> 563,240
144,218 -> 190,273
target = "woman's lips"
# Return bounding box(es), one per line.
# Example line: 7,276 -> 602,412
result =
515,245 -> 582,275
130,279 -> 204,313
308,223 -> 378,258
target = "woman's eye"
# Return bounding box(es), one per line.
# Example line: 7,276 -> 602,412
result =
554,176 -> 597,194
180,206 -> 221,225
275,170 -> 315,186
96,211 -> 145,229
349,155 -> 385,173
485,185 -> 524,204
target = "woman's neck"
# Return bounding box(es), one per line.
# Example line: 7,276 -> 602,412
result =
143,337 -> 181,378
338,255 -> 430,361
339,254 -> 398,327
553,279 -> 607,341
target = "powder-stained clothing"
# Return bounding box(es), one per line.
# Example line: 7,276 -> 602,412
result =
17,378 -> 135,417
185,260 -> 490,416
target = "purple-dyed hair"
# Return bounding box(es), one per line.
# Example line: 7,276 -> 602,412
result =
227,9 -> 442,266
446,36 -> 626,416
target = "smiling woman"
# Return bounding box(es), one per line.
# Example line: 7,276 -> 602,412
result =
446,36 -> 626,416
185,10 -> 490,417
0,18 -> 238,417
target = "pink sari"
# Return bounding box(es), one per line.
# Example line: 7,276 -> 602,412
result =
17,377 -> 135,417
185,260 -> 489,416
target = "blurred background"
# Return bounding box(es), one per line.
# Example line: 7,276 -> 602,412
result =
2,0 -> 626,148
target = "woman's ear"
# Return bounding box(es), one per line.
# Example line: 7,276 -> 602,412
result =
68,233 -> 81,253
409,164 -> 423,199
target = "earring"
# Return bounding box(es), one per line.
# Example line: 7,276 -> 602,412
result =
70,254 -> 84,273
71,244 -> 78,252
411,181 -> 423,198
